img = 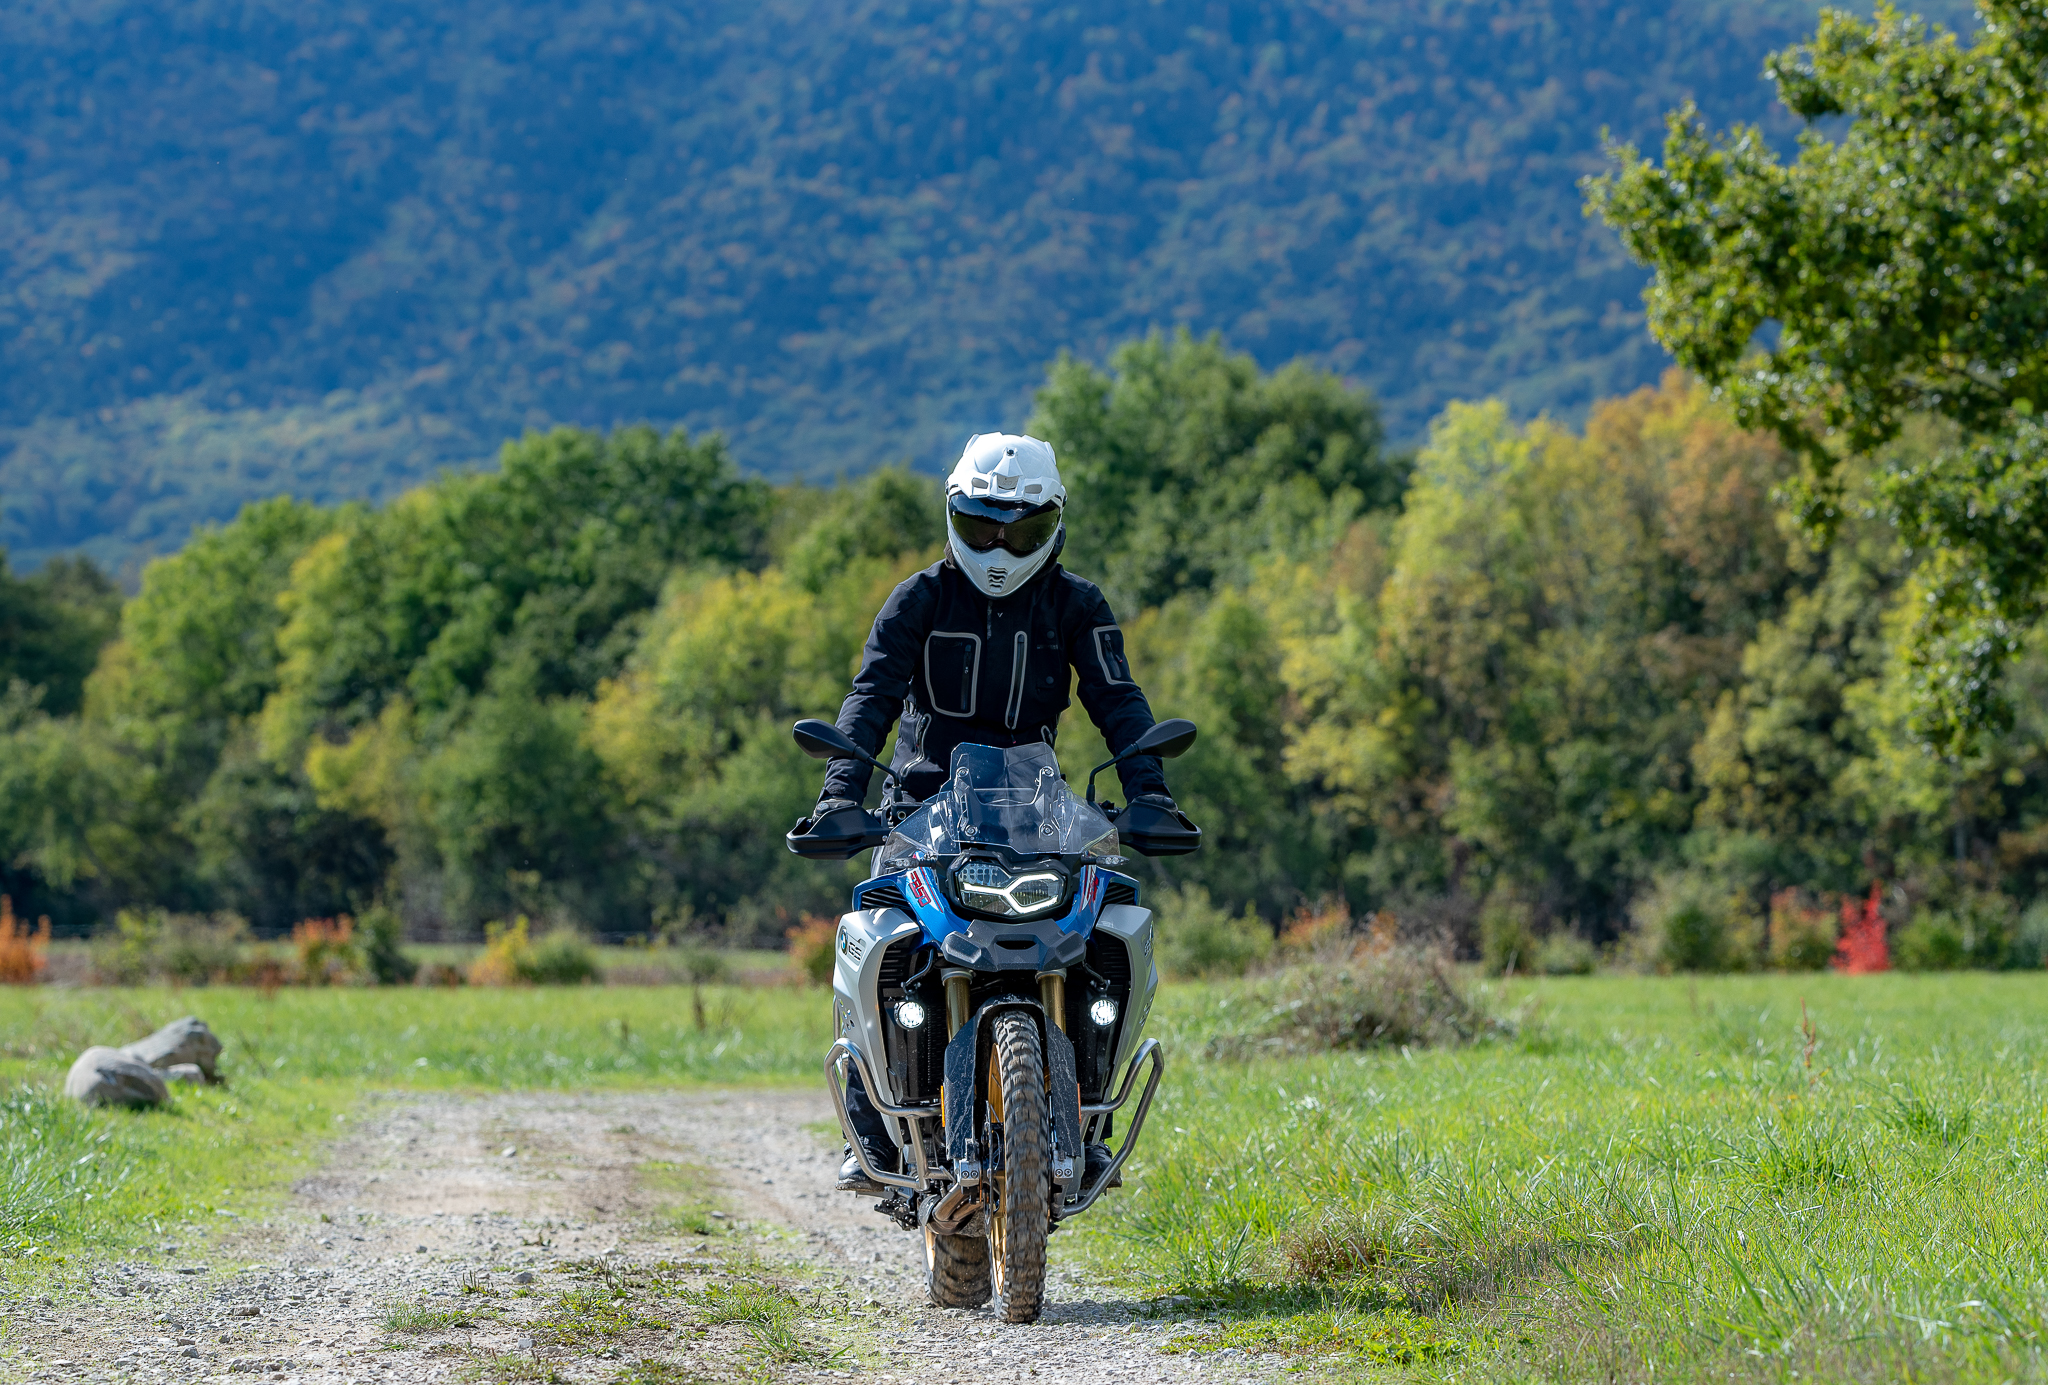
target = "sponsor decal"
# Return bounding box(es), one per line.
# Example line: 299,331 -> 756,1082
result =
907,869 -> 937,912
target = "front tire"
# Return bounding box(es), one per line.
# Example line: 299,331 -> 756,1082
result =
987,1010 -> 1050,1323
924,1226 -> 991,1307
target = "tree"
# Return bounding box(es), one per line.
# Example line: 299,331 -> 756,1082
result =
1030,330 -> 1405,614
0,552 -> 121,717
1587,0 -> 2048,748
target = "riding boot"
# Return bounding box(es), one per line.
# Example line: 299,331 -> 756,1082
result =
836,1065 -> 899,1193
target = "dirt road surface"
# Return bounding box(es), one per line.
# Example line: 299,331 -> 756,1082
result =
8,1089 -> 1269,1384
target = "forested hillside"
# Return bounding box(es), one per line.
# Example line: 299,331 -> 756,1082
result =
2,0 -> 1836,572
5,336 -> 2045,969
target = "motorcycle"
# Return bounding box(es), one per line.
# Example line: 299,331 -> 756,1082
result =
785,717 -> 1201,1322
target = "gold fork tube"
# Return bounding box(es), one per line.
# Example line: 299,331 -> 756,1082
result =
1038,970 -> 1067,1033
943,969 -> 972,1038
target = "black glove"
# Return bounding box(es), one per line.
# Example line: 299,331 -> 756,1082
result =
1129,793 -> 1178,812
814,797 -> 860,817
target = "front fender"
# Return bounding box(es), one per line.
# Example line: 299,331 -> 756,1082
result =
941,996 -> 1082,1196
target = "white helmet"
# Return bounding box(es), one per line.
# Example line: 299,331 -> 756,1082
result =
943,433 -> 1066,598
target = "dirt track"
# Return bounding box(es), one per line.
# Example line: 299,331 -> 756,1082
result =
7,1088 -> 1270,1384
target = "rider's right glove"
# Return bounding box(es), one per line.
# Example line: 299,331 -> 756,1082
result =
814,796 -> 860,817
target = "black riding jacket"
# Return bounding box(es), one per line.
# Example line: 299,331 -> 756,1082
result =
823,545 -> 1169,806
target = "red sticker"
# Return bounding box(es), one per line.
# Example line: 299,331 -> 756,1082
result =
907,869 -> 937,911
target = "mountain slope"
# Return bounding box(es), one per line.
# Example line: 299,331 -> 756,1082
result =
3,0 -> 1833,570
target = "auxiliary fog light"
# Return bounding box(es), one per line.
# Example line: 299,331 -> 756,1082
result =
1088,996 -> 1119,1028
894,1000 -> 929,1031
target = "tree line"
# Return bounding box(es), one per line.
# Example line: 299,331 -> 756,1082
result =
3,330 -> 2044,965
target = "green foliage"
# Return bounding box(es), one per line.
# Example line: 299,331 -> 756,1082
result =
1155,885 -> 1273,980
0,0 -> 1824,573
1629,871 -> 1761,974
9,350 -> 2048,954
88,909 -> 252,985
1589,2 -> 2048,747
358,906 -> 418,986
0,554 -> 121,717
1031,331 -> 1402,613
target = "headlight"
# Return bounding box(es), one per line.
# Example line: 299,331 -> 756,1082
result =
1088,996 -> 1119,1027
894,1000 -> 928,1030
952,859 -> 1066,917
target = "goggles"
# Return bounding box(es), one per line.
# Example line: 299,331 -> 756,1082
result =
947,495 -> 1062,557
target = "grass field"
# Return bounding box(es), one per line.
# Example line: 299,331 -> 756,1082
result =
2,974 -> 2045,1381
1072,973 -> 2048,1382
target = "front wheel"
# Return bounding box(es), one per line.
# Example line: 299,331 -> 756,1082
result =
924,1226 -> 991,1307
986,1010 -> 1050,1323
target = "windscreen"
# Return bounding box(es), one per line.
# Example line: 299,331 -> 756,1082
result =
879,741 -> 1117,867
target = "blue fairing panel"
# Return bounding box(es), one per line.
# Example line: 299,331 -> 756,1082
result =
852,865 -> 1139,950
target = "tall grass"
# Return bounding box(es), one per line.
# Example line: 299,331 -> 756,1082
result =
1073,973 -> 2048,1382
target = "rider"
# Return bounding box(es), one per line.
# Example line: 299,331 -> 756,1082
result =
808,431 -> 1184,1193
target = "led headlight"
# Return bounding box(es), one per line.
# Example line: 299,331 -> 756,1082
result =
1088,996 -> 1119,1028
952,859 -> 1066,917
894,1000 -> 928,1031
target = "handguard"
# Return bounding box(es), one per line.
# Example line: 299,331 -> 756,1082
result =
787,804 -> 888,859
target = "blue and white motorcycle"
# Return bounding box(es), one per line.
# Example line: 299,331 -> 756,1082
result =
786,718 -> 1200,1322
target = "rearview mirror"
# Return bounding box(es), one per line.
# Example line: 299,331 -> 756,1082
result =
1128,718 -> 1197,760
793,718 -> 864,761
1085,717 -> 1200,807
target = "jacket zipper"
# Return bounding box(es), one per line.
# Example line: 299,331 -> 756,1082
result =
1005,630 -> 1028,729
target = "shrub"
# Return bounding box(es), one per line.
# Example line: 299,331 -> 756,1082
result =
1767,889 -> 1837,971
90,909 -> 250,985
786,915 -> 836,986
1893,914 -> 1965,972
1833,883 -> 1890,973
0,898 -> 49,985
2013,902 -> 2048,970
526,928 -> 600,985
1213,926 -> 1515,1055
293,916 -> 364,985
1279,901 -> 1352,957
1893,894 -> 2013,972
358,905 -> 418,985
469,917 -> 536,986
1156,884 -> 1273,979
1533,932 -> 1597,975
468,917 -> 600,985
1478,888 -> 1539,976
1628,872 -> 1760,973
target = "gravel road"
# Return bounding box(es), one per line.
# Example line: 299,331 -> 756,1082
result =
8,1088 -> 1270,1385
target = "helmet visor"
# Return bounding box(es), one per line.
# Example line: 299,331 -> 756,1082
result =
948,495 -> 1062,557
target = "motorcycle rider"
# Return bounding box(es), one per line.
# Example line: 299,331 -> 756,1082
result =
804,431 -> 1185,1193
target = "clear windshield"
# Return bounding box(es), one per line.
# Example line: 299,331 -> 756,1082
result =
878,742 -> 1118,868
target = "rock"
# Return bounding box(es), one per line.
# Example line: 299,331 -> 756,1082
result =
65,1047 -> 169,1108
122,1017 -> 223,1081
163,1064 -> 206,1085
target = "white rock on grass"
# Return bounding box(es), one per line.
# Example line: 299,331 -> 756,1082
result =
65,1047 -> 170,1108
122,1016 -> 223,1082
163,1064 -> 206,1085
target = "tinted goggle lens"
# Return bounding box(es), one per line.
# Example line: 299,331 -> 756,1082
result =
948,500 -> 1061,556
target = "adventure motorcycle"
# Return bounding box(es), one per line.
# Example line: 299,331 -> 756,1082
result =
785,718 -> 1201,1322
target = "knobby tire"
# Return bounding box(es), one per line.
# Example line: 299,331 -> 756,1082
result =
987,1010 -> 1050,1323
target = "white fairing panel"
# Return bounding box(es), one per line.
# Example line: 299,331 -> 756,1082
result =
830,908 -> 922,1105
1092,904 -> 1158,1078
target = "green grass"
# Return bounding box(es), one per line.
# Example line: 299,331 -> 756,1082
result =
0,984 -> 831,1266
1070,973 -> 2048,1383
0,984 -> 830,1087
